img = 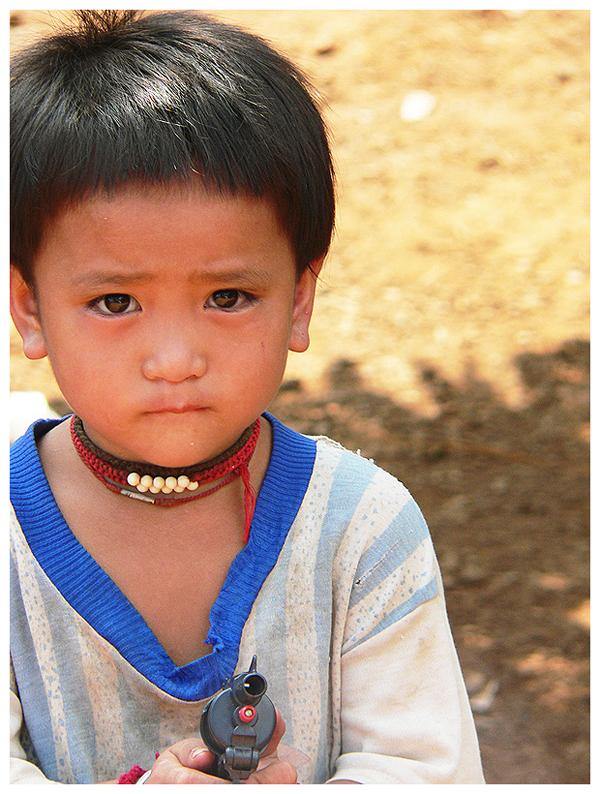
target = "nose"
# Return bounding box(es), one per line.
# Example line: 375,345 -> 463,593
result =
141,328 -> 208,383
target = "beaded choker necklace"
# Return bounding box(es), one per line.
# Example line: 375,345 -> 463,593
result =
70,415 -> 260,543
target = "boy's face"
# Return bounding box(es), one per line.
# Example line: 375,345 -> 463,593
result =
11,186 -> 321,467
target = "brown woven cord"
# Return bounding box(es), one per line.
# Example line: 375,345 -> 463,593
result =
71,415 -> 256,479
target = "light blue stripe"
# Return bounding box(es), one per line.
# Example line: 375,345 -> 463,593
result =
10,557 -> 60,781
342,574 -> 439,655
313,449 -> 439,657
350,495 -> 432,606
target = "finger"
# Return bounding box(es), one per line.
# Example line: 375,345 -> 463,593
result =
147,756 -> 224,785
168,738 -> 215,771
248,759 -> 298,785
146,764 -> 227,785
146,739 -> 220,784
187,747 -> 216,772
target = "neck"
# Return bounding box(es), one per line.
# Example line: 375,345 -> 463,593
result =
70,416 -> 261,541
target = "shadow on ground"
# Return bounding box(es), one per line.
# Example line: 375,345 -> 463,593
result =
269,339 -> 590,785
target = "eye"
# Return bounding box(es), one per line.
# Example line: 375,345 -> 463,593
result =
206,289 -> 254,311
92,294 -> 141,315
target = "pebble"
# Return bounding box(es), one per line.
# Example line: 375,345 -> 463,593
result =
400,90 -> 437,121
470,678 -> 500,713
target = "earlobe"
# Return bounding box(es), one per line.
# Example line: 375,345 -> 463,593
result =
288,257 -> 324,354
10,266 -> 48,360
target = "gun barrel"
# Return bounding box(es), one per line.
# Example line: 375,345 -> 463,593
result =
233,672 -> 267,704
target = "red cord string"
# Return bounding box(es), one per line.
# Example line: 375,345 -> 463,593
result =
239,462 -> 256,544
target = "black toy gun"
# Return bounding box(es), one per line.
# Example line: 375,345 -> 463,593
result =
200,656 -> 277,782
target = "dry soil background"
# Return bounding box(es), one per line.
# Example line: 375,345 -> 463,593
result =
10,9 -> 590,785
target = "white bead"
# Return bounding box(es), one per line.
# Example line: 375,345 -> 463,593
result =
137,484 -> 149,493
161,485 -> 173,494
140,475 -> 153,488
173,485 -> 185,493
177,475 -> 190,488
187,481 -> 199,491
165,476 -> 178,489
127,472 -> 141,487
153,476 -> 165,490
149,485 -> 161,494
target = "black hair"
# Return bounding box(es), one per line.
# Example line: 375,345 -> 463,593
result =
10,10 -> 335,283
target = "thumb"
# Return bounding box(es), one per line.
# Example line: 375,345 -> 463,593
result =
166,738 -> 215,771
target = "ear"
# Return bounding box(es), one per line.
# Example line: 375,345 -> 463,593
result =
10,266 -> 48,360
288,256 -> 325,353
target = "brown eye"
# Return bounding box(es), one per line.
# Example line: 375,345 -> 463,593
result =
211,289 -> 240,309
94,294 -> 140,315
206,289 -> 256,312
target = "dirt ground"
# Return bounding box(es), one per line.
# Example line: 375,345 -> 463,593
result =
10,9 -> 590,785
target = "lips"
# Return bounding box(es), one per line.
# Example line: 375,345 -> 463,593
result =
146,404 -> 208,415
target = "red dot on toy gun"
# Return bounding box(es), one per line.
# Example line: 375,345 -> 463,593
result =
239,706 -> 256,723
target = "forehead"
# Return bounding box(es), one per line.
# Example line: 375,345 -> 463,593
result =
47,183 -> 281,239
36,184 -> 293,275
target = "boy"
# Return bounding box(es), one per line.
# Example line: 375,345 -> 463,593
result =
10,11 -> 485,784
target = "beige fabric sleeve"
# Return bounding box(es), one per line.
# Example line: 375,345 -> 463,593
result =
328,589 -> 485,784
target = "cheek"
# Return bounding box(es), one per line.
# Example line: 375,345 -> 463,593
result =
44,331 -> 123,408
238,340 -> 286,377
227,335 -> 289,398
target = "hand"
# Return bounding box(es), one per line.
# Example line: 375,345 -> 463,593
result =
145,710 -> 297,784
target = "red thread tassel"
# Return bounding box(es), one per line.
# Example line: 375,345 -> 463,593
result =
239,463 -> 256,544
118,765 -> 148,784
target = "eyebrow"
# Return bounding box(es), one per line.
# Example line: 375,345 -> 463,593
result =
189,265 -> 273,288
70,271 -> 152,289
70,264 -> 274,290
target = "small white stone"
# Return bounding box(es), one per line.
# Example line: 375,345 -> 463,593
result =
400,90 -> 437,121
127,472 -> 141,487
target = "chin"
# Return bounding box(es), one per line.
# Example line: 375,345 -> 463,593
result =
143,445 -> 214,469
145,433 -> 240,468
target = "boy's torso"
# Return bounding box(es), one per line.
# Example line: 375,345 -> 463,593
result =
10,417 -> 480,785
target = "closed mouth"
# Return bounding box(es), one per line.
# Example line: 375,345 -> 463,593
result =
148,405 -> 207,415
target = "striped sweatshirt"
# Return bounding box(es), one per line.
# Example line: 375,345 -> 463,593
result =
10,414 -> 484,784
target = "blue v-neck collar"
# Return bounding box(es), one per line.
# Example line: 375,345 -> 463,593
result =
10,413 -> 316,701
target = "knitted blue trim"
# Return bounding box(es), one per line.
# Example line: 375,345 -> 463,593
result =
10,413 -> 316,701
